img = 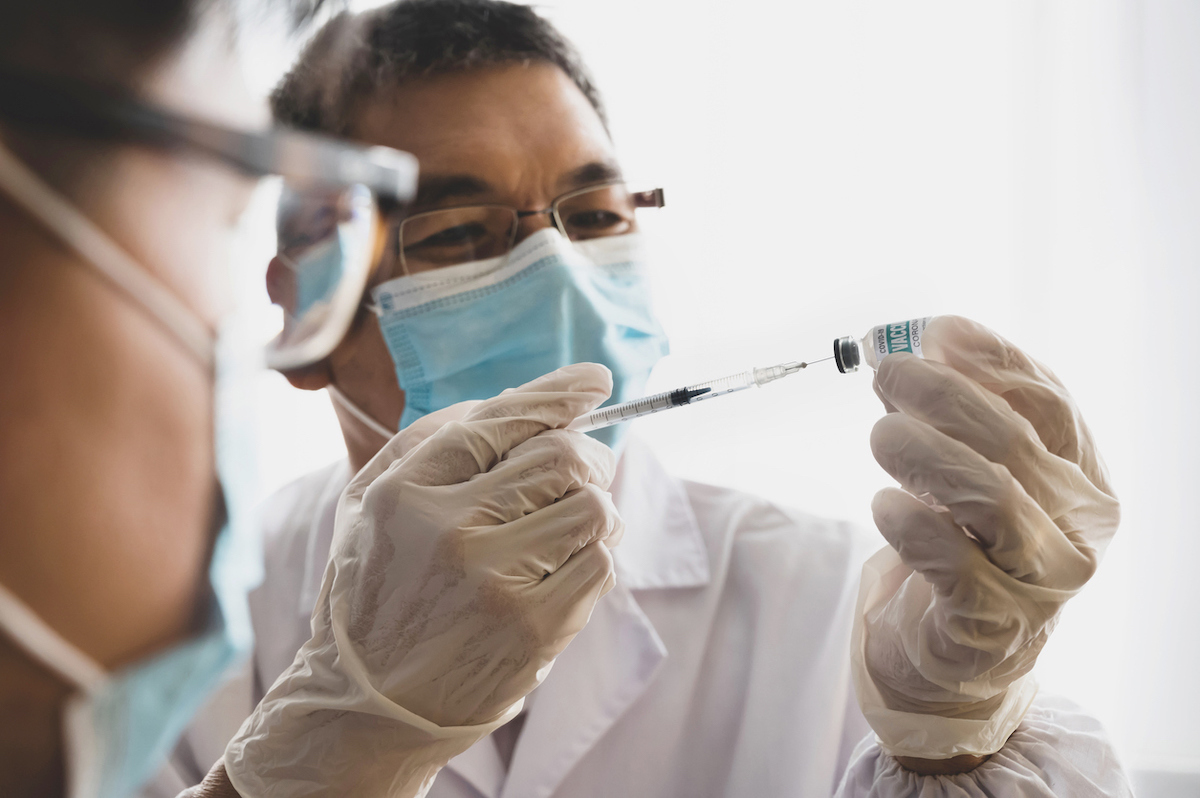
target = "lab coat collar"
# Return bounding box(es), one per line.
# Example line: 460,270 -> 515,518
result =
442,585 -> 667,798
296,460 -> 350,615
445,729 -> 507,797
446,437 -> 706,798
497,583 -> 667,798
608,435 -> 710,590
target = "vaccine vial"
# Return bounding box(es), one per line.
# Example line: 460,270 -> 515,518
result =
833,317 -> 931,373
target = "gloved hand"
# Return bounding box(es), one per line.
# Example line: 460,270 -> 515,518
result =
224,363 -> 624,797
851,316 -> 1120,759
395,398 -> 483,452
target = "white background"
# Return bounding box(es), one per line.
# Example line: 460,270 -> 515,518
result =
238,0 -> 1200,779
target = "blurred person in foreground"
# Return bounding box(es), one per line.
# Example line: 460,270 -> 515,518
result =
0,1 -> 627,796
151,2 -> 1135,797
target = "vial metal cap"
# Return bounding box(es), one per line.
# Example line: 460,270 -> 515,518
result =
834,336 -> 861,373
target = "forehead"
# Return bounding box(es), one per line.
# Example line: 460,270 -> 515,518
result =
351,62 -> 615,191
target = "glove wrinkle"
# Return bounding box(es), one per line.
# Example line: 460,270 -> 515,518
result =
853,317 -> 1120,760
225,364 -> 623,797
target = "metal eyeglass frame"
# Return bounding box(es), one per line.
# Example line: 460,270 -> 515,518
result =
397,180 -> 665,274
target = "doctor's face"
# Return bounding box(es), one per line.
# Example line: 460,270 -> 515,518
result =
312,61 -> 620,465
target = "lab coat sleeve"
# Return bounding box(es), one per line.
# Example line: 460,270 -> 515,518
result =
832,694 -> 1134,797
835,667 -> 876,783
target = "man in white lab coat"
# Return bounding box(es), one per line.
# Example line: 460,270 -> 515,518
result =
147,1 -> 1133,795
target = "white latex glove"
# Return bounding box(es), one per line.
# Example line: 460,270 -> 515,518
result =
396,399 -> 483,450
851,316 -> 1120,759
225,363 -> 624,797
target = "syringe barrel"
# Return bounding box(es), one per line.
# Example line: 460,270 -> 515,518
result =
568,358 -> 806,433
684,370 -> 756,402
566,388 -> 676,431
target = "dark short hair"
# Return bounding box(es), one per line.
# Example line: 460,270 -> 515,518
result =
0,1 -> 198,85
0,0 -> 330,88
0,0 -> 328,194
270,0 -> 607,138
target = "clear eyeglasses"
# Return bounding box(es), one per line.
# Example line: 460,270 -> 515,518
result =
0,65 -> 418,372
397,181 -> 666,274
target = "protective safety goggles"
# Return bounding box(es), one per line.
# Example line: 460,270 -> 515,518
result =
0,67 -> 418,371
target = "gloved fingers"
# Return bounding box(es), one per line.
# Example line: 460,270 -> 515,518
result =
871,486 -> 986,597
532,540 -> 616,646
871,413 -> 1097,589
483,484 -> 623,580
872,490 -> 1038,677
388,364 -> 614,488
872,374 -> 899,414
461,361 -> 613,432
870,491 -> 1053,686
395,400 -> 484,455
920,315 -> 1114,497
343,399 -> 489,496
875,353 -> 1104,522
466,430 -> 617,523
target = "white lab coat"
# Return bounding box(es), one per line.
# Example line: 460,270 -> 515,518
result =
144,437 -> 1131,798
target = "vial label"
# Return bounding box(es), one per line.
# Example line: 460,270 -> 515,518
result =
871,318 -> 930,362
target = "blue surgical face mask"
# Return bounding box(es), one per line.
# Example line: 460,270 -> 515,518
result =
278,233 -> 348,318
369,228 -> 670,452
0,142 -> 260,798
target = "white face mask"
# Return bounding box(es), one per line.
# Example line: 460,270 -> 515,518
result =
0,142 -> 262,798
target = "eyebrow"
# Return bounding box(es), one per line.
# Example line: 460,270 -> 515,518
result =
412,160 -> 624,208
560,160 -> 624,191
413,174 -> 493,207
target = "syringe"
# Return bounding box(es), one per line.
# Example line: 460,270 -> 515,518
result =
567,358 -> 829,433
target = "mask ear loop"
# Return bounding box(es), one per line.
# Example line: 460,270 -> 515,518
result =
0,580 -> 110,798
0,142 -> 215,369
0,582 -> 107,692
327,384 -> 396,441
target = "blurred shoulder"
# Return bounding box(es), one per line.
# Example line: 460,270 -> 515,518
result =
248,461 -> 350,670
259,460 -> 350,555
681,477 -> 875,592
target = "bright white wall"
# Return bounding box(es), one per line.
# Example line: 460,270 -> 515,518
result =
1123,0 -> 1200,776
241,0 -> 1200,775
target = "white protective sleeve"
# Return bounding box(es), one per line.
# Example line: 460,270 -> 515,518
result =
833,694 -> 1133,797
